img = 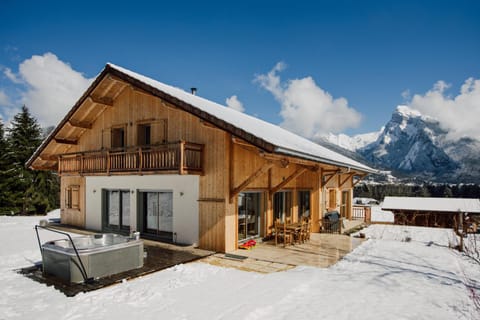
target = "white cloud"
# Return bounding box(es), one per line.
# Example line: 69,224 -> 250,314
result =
0,89 -> 11,106
255,62 -> 362,138
408,77 -> 480,140
3,67 -> 21,84
401,89 -> 410,101
4,52 -> 93,126
225,95 -> 245,112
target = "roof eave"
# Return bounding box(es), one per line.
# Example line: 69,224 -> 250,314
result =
274,146 -> 377,174
25,64 -> 114,169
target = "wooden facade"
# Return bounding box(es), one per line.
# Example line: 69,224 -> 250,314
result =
28,64 -> 373,253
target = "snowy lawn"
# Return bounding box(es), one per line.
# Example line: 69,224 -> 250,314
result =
1,211 -> 479,320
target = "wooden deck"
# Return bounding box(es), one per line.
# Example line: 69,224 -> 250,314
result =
202,233 -> 364,272
19,225 -> 213,297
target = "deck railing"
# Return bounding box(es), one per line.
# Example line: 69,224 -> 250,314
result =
58,141 -> 203,175
352,205 -> 371,223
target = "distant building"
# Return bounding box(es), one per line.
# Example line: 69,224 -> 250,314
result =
382,196 -> 480,229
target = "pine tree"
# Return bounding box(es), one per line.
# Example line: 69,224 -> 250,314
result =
3,106 -> 58,214
0,119 -> 10,212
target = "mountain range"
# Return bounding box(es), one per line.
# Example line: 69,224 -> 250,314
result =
319,106 -> 480,183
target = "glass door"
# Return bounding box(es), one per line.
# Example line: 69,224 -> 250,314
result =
141,191 -> 173,241
104,190 -> 130,233
237,192 -> 261,241
274,191 -> 292,223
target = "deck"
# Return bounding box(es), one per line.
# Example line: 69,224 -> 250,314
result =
201,233 -> 365,273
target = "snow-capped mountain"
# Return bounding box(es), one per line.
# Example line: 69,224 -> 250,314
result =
322,130 -> 382,152
322,105 -> 480,183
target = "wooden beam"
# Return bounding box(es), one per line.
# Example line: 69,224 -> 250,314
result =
352,173 -> 368,187
100,75 -> 122,95
31,164 -> 57,171
231,137 -> 257,149
68,119 -> 92,129
260,152 -> 315,167
230,162 -> 274,201
133,86 -> 153,97
270,167 -> 307,195
229,133 -> 234,203
111,83 -> 129,101
339,172 -> 355,188
259,152 -> 326,170
321,170 -> 340,187
89,95 -> 114,106
54,138 -> 77,145
201,120 -> 220,130
322,169 -> 339,174
39,154 -> 58,161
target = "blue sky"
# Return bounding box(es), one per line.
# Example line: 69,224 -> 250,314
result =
1,0 -> 479,138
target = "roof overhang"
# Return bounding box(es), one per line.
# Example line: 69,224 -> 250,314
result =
27,64 -> 377,176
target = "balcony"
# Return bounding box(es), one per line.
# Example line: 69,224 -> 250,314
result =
58,141 -> 203,175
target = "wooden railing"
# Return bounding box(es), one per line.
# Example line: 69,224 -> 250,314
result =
58,142 -> 203,175
352,205 -> 371,223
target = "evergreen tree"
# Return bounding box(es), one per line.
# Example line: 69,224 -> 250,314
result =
3,106 -> 58,214
0,119 -> 9,211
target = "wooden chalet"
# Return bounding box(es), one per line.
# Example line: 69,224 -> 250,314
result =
27,63 -> 376,253
382,196 -> 480,229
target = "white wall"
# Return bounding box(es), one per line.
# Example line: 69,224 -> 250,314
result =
85,175 -> 199,245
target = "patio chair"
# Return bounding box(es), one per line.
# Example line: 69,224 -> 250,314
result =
296,217 -> 310,243
275,219 -> 293,247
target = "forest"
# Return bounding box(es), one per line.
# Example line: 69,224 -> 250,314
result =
354,182 -> 480,201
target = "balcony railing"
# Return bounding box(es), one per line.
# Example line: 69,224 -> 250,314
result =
352,205 -> 372,223
58,141 -> 203,175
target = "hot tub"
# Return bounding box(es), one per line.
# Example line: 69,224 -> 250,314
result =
41,233 -> 144,284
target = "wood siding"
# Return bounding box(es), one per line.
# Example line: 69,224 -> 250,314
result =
49,78 -> 362,253
59,85 -> 231,251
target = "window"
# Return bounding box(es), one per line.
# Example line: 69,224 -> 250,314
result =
111,127 -> 125,149
137,124 -> 151,146
104,189 -> 130,232
65,185 -> 80,209
298,191 -> 310,219
274,191 -> 292,223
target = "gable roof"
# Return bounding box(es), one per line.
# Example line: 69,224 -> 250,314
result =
382,196 -> 480,213
27,63 -> 376,173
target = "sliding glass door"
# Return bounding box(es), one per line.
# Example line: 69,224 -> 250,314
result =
139,191 -> 173,241
237,192 -> 262,241
104,189 -> 130,233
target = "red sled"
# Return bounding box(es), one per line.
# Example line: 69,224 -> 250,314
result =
238,239 -> 256,250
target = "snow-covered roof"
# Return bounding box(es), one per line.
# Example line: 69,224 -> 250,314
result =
382,196 -> 480,213
27,63 -> 376,173
106,64 -> 376,173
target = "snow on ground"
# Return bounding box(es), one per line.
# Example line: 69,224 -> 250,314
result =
1,211 -> 479,320
371,205 -> 395,223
